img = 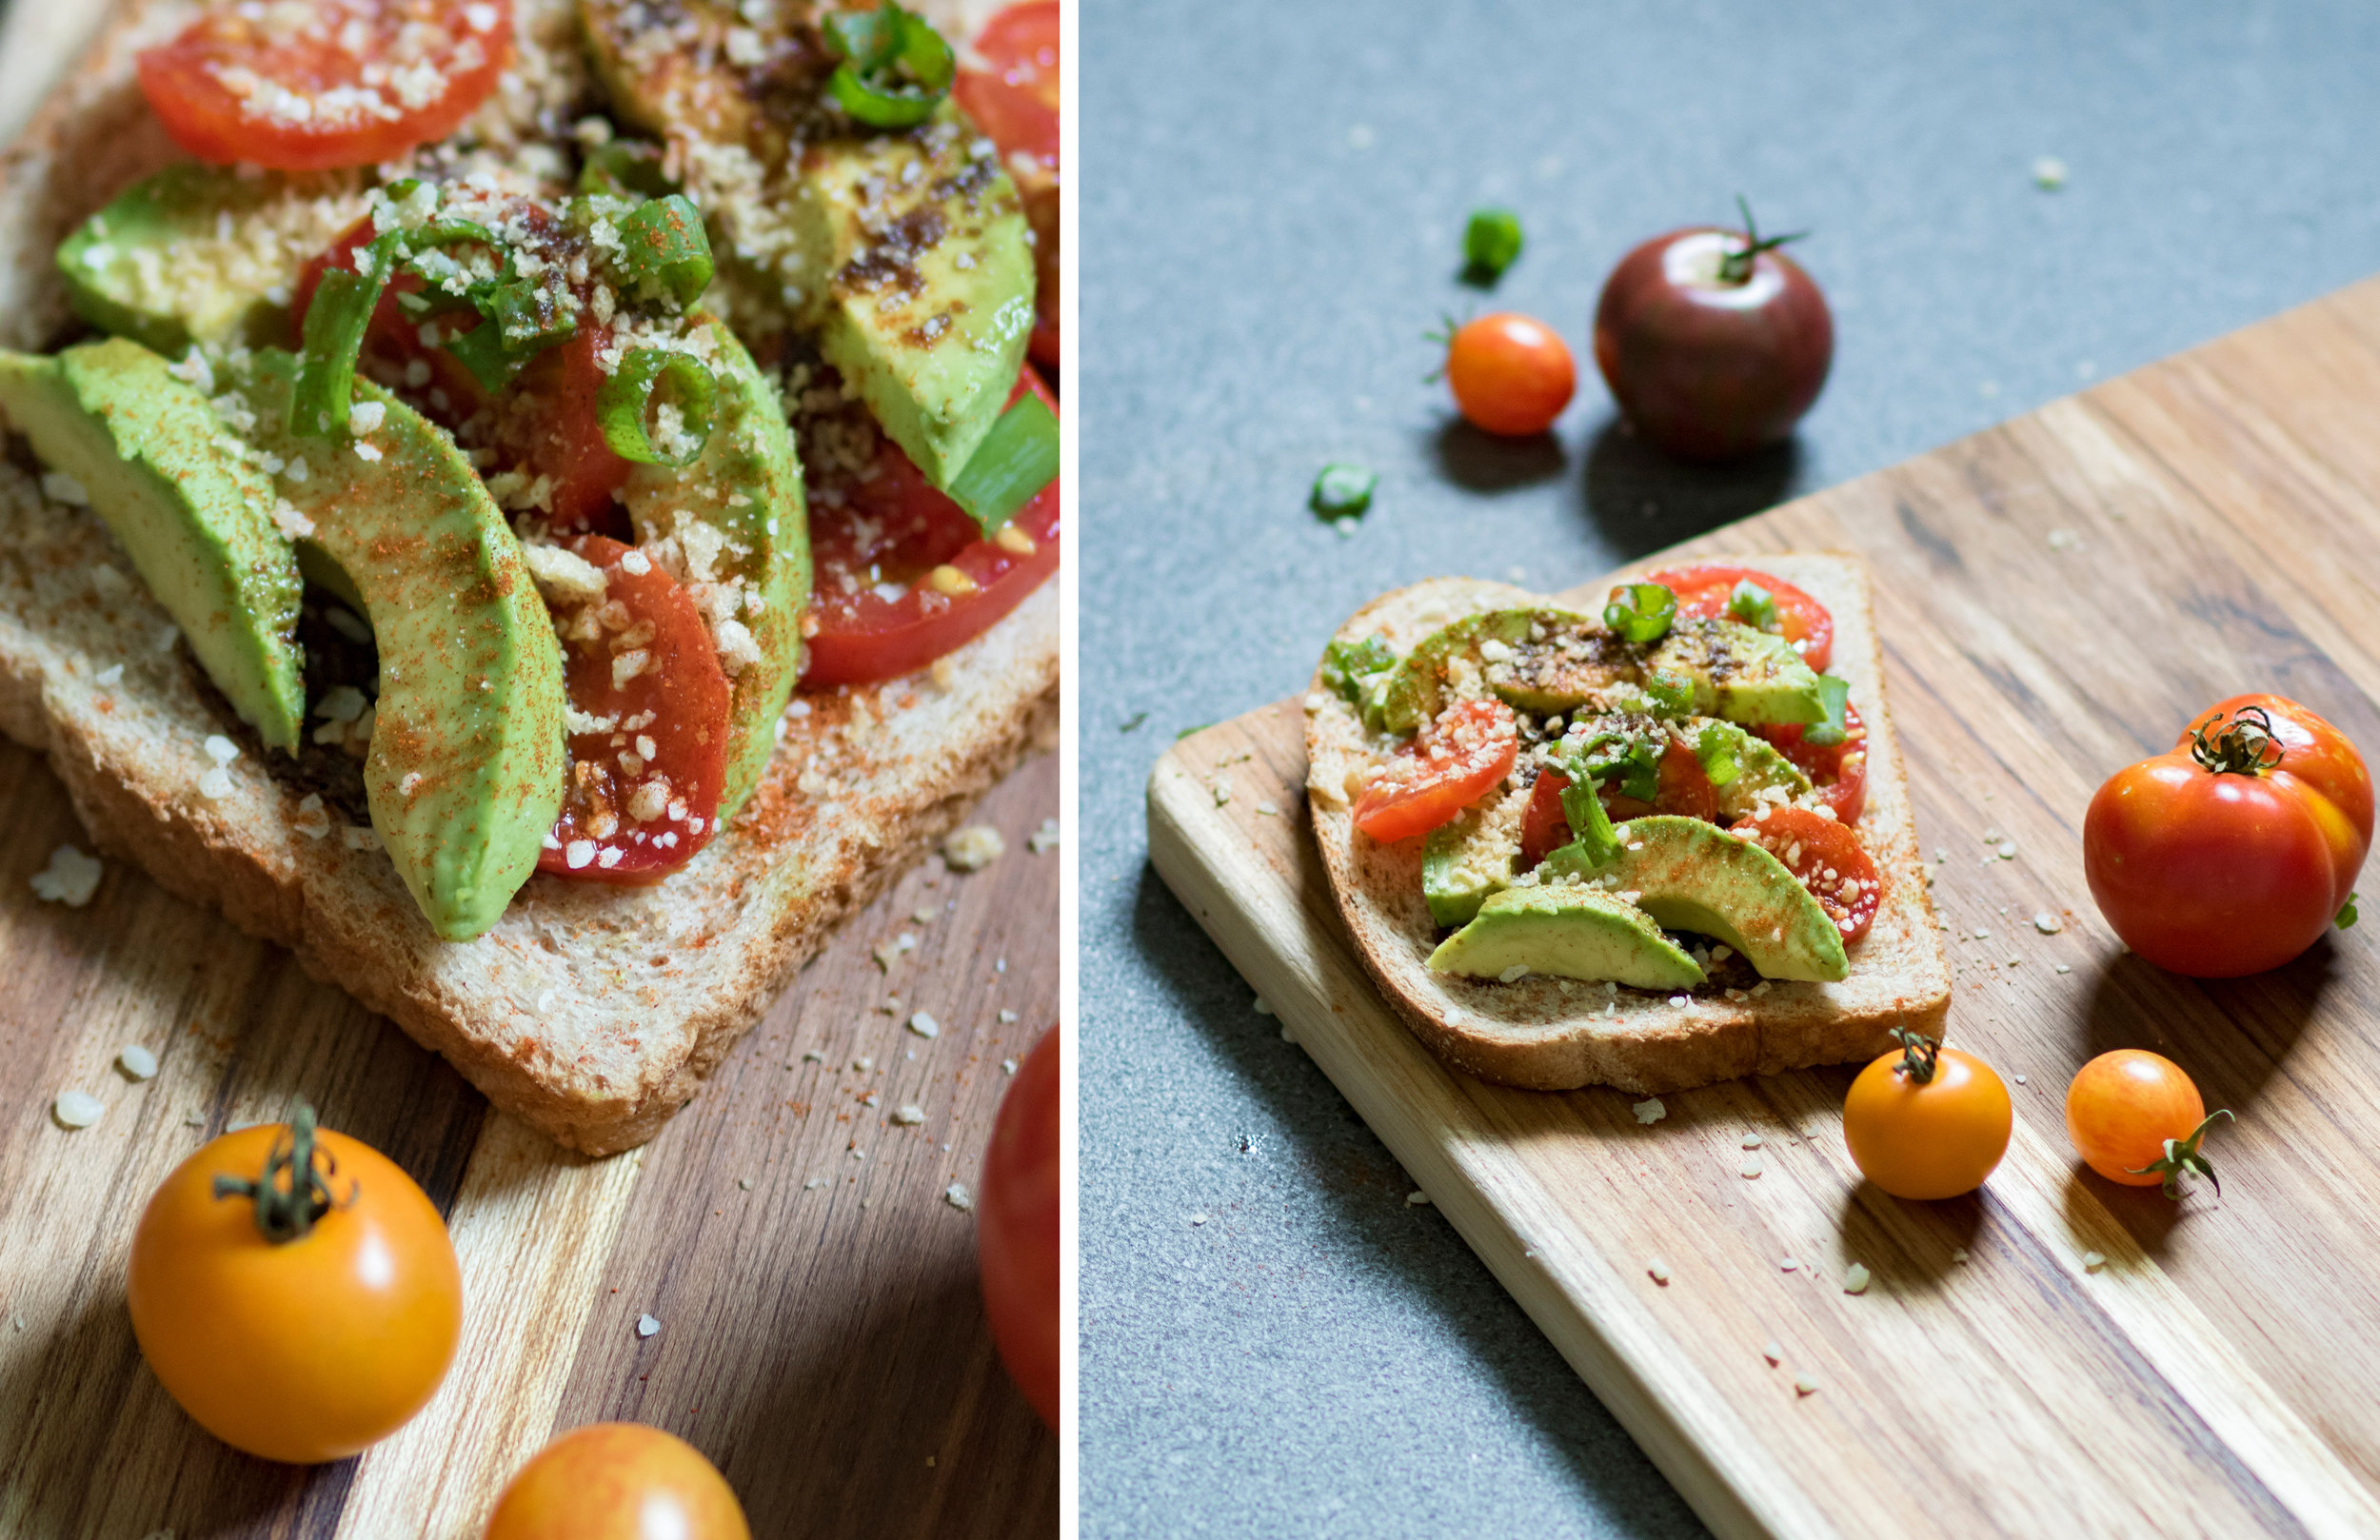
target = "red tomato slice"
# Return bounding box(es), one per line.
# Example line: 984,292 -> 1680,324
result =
538,535 -> 730,883
802,365 -> 1061,687
1519,769 -> 1571,870
138,0 -> 511,172
955,2 -> 1058,168
1730,805 -> 1880,943
1643,563 -> 1834,673
1762,701 -> 1869,825
1353,699 -> 1517,843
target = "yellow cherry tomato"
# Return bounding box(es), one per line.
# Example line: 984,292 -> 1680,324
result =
2066,1049 -> 2231,1196
128,1104 -> 461,1464
1841,1030 -> 2013,1199
485,1424 -> 750,1540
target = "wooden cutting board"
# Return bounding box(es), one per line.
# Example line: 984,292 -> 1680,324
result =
1149,277 -> 2380,1539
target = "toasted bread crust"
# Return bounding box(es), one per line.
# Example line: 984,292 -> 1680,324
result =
1305,554 -> 1950,1095
0,0 -> 1060,1155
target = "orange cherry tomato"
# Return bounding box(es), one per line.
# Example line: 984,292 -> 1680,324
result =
2086,697 -> 2369,977
2066,1050 -> 2231,1195
1353,697 -> 1518,842
980,1027 -> 1060,1427
1841,1032 -> 2012,1200
484,1424 -> 750,1540
1443,313 -> 1576,437
1640,563 -> 1835,673
1731,804 -> 1880,943
138,0 -> 511,172
128,1106 -> 461,1464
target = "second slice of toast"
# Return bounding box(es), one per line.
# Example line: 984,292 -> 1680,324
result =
1304,552 -> 1950,1095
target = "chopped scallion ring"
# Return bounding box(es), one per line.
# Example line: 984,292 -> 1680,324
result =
289,207 -> 503,438
1603,582 -> 1677,644
1727,579 -> 1779,632
596,348 -> 718,467
1696,722 -> 1742,787
824,2 -> 955,128
578,139 -> 678,199
946,392 -> 1059,534
1311,463 -> 1377,520
615,194 -> 714,307
1463,208 -> 1523,282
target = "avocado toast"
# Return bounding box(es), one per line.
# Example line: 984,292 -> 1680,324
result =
0,0 -> 1058,1155
1305,554 -> 1949,1094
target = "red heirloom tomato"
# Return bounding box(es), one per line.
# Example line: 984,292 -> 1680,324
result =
1353,698 -> 1518,843
1731,804 -> 1880,943
2084,696 -> 2370,977
2065,1050 -> 2232,1197
139,0 -> 511,172
1763,702 -> 1868,826
1640,562 -> 1835,673
979,1028 -> 1060,1428
538,536 -> 732,883
1594,204 -> 1833,460
1842,1030 -> 2013,1200
1518,768 -> 1573,871
956,2 -> 1061,369
1441,313 -> 1577,437
129,1104 -> 461,1464
484,1424 -> 750,1540
803,365 -> 1061,687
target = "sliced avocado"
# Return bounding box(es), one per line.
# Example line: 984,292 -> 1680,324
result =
1423,780 -> 1530,927
1429,884 -> 1705,990
56,164 -> 364,357
0,339 -> 305,750
232,351 -> 566,941
795,111 -> 1035,488
620,314 -> 809,818
1565,815 -> 1847,982
1379,608 -> 1593,733
1649,618 -> 1826,726
1691,720 -> 1814,821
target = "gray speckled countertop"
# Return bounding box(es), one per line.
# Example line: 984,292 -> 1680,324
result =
1077,2 -> 2380,1533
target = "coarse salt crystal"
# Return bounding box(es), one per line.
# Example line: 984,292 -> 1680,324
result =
1739,1155 -> 1763,1179
907,1011 -> 940,1038
1405,1191 -> 1431,1207
1762,1342 -> 1783,1365
1633,1097 -> 1665,1125
2034,913 -> 2063,934
1794,1374 -> 1819,1396
1253,997 -> 1273,1016
53,1091 -> 102,1128
197,767 -> 234,800
944,1183 -> 974,1212
118,1044 -> 158,1080
1843,1263 -> 1872,1293
2082,1251 -> 2107,1272
1647,1259 -> 1671,1284
635,1314 -> 660,1338
891,1104 -> 924,1126
30,845 -> 102,906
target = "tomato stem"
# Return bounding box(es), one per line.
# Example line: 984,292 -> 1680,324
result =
1718,195 -> 1807,286
1889,1026 -> 1940,1084
2124,1107 -> 2234,1199
211,1100 -> 356,1243
2188,705 -> 2283,778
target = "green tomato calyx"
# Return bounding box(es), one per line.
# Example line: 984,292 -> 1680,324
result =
211,1099 -> 356,1244
1889,1026 -> 1941,1085
2125,1106 -> 2235,1200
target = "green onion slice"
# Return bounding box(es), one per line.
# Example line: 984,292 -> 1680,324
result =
1642,669 -> 1696,718
441,320 -> 524,394
289,214 -> 499,439
578,139 -> 678,199
1463,208 -> 1523,280
1321,636 -> 1397,706
1727,579 -> 1779,632
946,391 -> 1059,534
824,2 -> 955,128
615,194 -> 714,307
1695,722 -> 1742,787
1603,582 -> 1677,643
1311,463 -> 1376,520
597,348 -> 718,467
1552,775 -> 1622,871
1804,674 -> 1852,746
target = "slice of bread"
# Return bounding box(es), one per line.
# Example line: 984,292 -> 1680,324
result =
1304,553 -> 1949,1094
0,0 -> 1059,1155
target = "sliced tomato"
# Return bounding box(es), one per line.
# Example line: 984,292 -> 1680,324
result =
1762,701 -> 1869,824
1519,768 -> 1571,870
293,219 -> 490,429
538,536 -> 730,883
498,330 -> 635,536
138,0 -> 511,172
956,2 -> 1059,371
1643,563 -> 1834,673
803,365 -> 1061,687
1354,699 -> 1518,843
1731,805 -> 1879,943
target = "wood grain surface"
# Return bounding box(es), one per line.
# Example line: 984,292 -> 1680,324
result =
0,741 -> 1060,1539
1148,276 -> 2380,1539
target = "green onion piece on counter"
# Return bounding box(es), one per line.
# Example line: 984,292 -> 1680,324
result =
1696,722 -> 1742,787
1463,208 -> 1523,282
1603,582 -> 1676,644
824,2 -> 955,128
614,194 -> 715,307
1727,579 -> 1778,632
1804,674 -> 1851,746
1311,463 -> 1377,521
2339,893 -> 2360,929
597,348 -> 719,467
578,139 -> 678,199
947,391 -> 1060,534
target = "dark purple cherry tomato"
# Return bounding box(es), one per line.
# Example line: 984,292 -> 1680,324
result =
1593,205 -> 1833,461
